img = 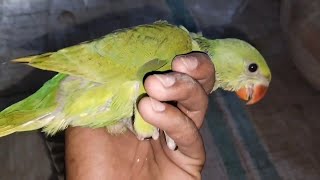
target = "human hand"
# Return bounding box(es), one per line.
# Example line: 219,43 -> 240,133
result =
65,52 -> 215,180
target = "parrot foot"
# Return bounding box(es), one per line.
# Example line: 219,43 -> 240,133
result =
133,107 -> 160,140
126,116 -> 159,140
152,128 -> 160,139
164,131 -> 177,150
135,128 -> 159,141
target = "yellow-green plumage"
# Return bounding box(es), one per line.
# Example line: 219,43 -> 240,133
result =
1,21 -> 193,137
0,74 -> 66,136
0,21 -> 271,138
14,22 -> 192,83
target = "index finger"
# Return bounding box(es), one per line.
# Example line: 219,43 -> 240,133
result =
172,52 -> 215,94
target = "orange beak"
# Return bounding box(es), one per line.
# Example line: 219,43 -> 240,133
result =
236,84 -> 268,105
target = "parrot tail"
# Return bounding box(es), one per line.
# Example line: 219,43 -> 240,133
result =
0,112 -> 55,137
11,56 -> 32,63
0,74 -> 67,137
0,125 -> 16,137
12,52 -> 52,63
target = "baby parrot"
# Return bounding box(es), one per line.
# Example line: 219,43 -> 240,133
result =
0,21 -> 271,149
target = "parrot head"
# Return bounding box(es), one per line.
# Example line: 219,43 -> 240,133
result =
206,38 -> 271,105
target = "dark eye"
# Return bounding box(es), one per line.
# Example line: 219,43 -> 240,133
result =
248,63 -> 258,72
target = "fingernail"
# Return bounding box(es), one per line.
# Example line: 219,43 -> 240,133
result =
154,74 -> 175,87
180,56 -> 198,70
150,98 -> 165,112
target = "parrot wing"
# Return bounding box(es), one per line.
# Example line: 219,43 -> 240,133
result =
13,21 -> 193,83
0,21 -> 193,137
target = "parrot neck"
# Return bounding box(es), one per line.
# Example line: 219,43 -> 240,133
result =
191,35 -> 239,92
191,33 -> 222,92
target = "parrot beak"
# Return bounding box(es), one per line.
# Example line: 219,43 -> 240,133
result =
236,84 -> 268,105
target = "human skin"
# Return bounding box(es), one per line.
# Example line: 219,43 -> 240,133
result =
65,52 -> 215,180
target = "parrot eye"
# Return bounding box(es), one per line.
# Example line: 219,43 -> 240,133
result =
248,63 -> 258,72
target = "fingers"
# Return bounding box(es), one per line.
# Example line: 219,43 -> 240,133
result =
138,52 -> 213,161
144,72 -> 207,128
172,52 -> 215,94
138,97 -> 204,159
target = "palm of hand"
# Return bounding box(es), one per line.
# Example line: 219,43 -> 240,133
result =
66,53 -> 214,180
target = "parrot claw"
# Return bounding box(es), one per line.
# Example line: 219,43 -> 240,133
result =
152,128 -> 160,140
135,128 -> 159,140
164,131 -> 177,150
136,135 -> 146,141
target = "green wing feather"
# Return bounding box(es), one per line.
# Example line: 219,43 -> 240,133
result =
13,21 -> 192,82
0,21 -> 194,136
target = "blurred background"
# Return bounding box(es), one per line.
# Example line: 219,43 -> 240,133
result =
0,0 -> 319,179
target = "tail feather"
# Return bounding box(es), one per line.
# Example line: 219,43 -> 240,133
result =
0,73 -> 66,137
11,56 -> 33,63
12,52 -> 52,63
0,128 -> 16,137
0,126 -> 38,137
0,114 -> 54,137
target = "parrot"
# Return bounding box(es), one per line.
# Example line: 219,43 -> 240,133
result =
0,21 -> 271,150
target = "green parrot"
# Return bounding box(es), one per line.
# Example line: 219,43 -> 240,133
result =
0,21 -> 271,149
